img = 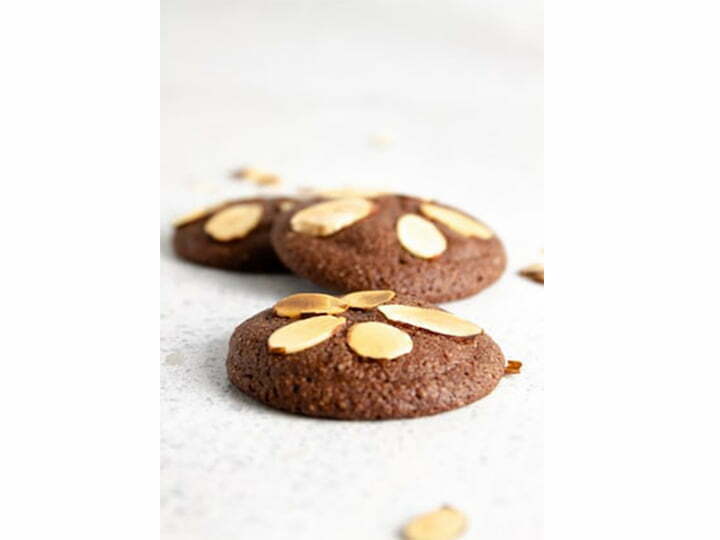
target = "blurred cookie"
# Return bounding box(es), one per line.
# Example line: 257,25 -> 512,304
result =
173,197 -> 296,272
227,291 -> 506,420
270,194 -> 506,302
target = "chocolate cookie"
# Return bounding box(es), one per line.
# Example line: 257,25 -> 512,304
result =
270,194 -> 506,302
227,291 -> 507,420
173,197 -> 296,272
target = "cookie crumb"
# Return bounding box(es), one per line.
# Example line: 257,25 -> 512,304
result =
504,360 -> 522,375
519,263 -> 544,284
230,166 -> 282,186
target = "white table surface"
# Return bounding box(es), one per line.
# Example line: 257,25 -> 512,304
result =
161,1 -> 543,538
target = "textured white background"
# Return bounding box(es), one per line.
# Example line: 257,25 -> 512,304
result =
161,1 -> 543,538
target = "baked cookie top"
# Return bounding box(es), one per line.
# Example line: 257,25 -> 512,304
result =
270,194 -> 506,302
227,291 -> 506,420
173,197 -> 296,272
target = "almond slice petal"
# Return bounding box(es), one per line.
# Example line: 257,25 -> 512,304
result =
203,203 -> 264,241
290,198 -> 375,236
273,293 -> 349,318
378,305 -> 482,337
346,322 -> 412,360
267,315 -> 346,354
279,200 -> 296,212
340,290 -> 396,310
173,205 -> 215,227
396,214 -> 447,259
403,506 -> 467,540
420,203 -> 493,239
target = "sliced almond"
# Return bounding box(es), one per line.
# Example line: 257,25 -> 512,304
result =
420,203 -> 493,239
273,293 -> 349,318
346,322 -> 412,360
396,214 -> 447,259
340,290 -> 396,310
232,166 -> 281,186
403,506 -> 467,540
267,315 -> 346,354
519,263 -> 544,284
368,132 -> 395,148
290,198 -> 375,236
173,205 -> 215,227
378,305 -> 482,337
203,203 -> 264,241
279,200 -> 296,212
314,188 -> 387,199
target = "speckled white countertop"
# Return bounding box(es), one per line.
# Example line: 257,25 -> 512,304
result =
161,1 -> 542,538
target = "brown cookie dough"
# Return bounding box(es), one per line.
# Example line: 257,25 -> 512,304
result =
227,292 -> 507,420
270,194 -> 506,302
173,197 -> 296,272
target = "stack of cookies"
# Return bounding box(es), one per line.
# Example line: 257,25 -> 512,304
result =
173,191 -> 511,419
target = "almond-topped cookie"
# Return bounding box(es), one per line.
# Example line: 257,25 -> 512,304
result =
226,291 -> 507,420
172,197 -> 297,272
270,194 -> 506,302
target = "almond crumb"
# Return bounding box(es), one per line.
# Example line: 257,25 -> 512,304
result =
403,505 -> 466,540
369,132 -> 395,148
230,166 -> 282,186
519,263 -> 544,284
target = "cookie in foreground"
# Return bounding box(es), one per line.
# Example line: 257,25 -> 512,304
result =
270,194 -> 506,302
226,291 -> 507,420
173,197 -> 296,272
